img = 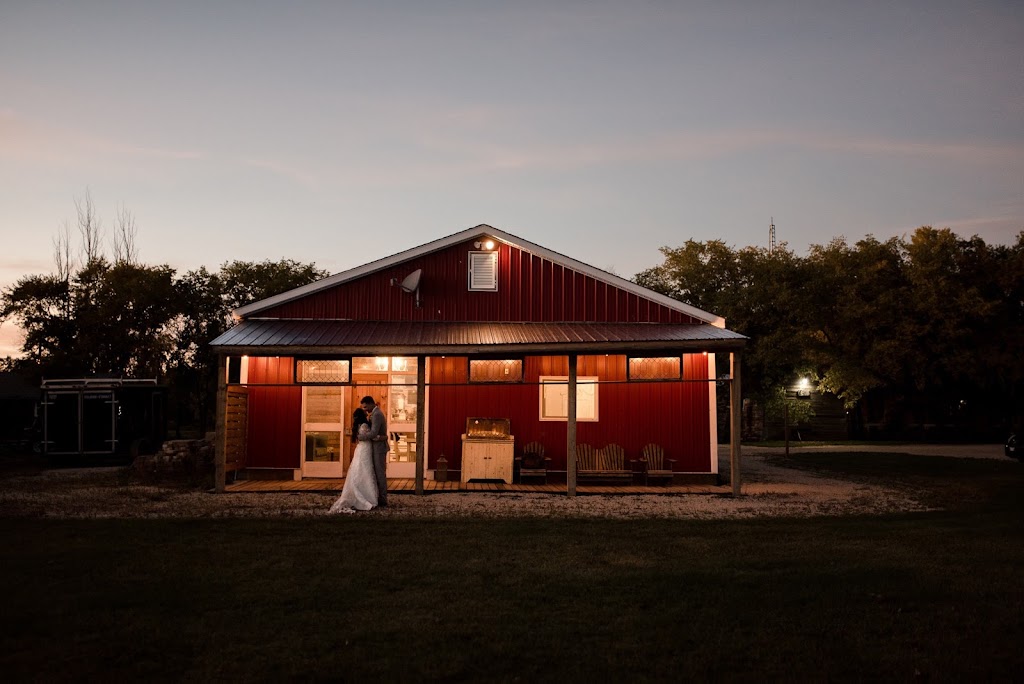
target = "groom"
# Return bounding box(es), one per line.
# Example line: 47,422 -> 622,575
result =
359,395 -> 389,508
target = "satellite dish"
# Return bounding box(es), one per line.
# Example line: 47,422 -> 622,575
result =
397,269 -> 422,307
399,269 -> 422,293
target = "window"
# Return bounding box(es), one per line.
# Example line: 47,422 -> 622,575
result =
351,356 -> 417,373
539,376 -> 598,421
468,251 -> 498,291
628,356 -> 681,381
226,356 -> 242,384
469,359 -> 523,383
296,359 -> 350,384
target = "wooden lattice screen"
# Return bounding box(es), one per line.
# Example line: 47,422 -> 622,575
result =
224,386 -> 248,473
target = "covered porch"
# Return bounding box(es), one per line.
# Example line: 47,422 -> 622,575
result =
212,320 -> 747,496
224,477 -> 731,495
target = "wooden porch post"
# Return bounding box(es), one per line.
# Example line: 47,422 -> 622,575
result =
214,353 -> 228,493
415,355 -> 426,495
730,351 -> 742,496
567,354 -> 578,497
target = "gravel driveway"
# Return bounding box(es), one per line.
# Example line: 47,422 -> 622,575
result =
8,443 -> 1005,520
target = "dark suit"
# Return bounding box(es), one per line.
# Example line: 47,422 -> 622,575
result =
366,405 -> 389,506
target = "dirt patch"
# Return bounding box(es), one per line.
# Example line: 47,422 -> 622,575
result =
0,452 -> 930,520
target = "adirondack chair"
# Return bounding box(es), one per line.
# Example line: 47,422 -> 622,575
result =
515,441 -> 550,484
636,443 -> 676,485
576,443 -> 632,484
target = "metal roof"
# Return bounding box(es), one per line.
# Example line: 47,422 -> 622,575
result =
210,319 -> 746,355
233,224 -> 727,327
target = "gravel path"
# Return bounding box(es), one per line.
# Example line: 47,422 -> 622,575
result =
743,443 -> 1008,460
3,443 -> 986,520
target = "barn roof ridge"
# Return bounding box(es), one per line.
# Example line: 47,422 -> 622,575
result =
233,224 -> 725,327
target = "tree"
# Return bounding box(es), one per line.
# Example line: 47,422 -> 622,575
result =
72,259 -> 181,377
1,192 -> 329,436
634,227 -> 1023,439
804,235 -> 908,408
111,205 -> 138,265
219,259 -> 328,314
75,188 -> 103,264
164,259 -> 328,434
0,274 -> 75,375
635,239 -> 742,315
635,240 -> 812,401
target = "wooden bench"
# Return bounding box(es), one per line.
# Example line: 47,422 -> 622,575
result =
576,443 -> 633,484
634,443 -> 676,485
515,441 -> 551,484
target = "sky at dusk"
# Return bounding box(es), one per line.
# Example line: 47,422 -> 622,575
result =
1,1 -> 1022,357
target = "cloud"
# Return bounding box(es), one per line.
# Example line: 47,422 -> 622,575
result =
0,258 -> 54,290
804,132 -> 1024,166
0,110 -> 204,167
485,127 -> 1024,170
0,257 -> 52,272
337,123 -> 1019,196
934,199 -> 1024,244
240,157 -> 321,189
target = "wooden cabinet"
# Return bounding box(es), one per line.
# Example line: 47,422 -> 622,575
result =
460,436 -> 514,484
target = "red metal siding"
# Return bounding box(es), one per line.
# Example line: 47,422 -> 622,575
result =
245,357 -> 301,469
260,239 -> 699,324
237,352 -> 713,475
426,354 -> 713,473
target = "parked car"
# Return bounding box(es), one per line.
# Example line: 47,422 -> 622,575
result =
1007,434 -> 1019,460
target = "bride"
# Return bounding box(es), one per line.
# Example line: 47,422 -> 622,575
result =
329,408 -> 379,513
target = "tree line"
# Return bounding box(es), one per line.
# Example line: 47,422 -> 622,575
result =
3,194 -> 1021,439
0,193 -> 326,435
636,227 -> 1024,438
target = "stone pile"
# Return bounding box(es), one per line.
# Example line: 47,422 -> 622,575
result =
132,439 -> 214,482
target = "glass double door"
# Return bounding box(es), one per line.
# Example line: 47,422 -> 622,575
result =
300,380 -> 396,478
300,363 -> 422,479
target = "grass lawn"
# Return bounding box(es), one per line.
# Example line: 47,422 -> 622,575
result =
2,454 -> 1023,682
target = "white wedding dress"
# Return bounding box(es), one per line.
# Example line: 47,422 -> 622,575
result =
329,424 -> 379,513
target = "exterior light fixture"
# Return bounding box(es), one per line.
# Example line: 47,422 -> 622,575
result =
473,239 -> 495,250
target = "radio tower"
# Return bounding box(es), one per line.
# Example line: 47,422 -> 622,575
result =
768,217 -> 776,254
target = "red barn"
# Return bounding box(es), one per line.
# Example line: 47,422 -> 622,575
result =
210,225 -> 746,494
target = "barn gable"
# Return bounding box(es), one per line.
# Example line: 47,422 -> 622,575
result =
235,225 -> 723,326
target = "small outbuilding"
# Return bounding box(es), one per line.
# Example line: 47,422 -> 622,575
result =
210,225 -> 746,495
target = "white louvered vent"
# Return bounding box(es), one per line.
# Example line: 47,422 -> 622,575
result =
468,251 -> 498,291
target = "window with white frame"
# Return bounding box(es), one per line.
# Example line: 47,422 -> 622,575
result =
539,376 -> 598,421
468,251 -> 498,291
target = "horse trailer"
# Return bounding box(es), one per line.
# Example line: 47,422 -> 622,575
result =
41,378 -> 166,461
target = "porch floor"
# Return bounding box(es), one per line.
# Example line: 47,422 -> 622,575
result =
223,478 -> 729,495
